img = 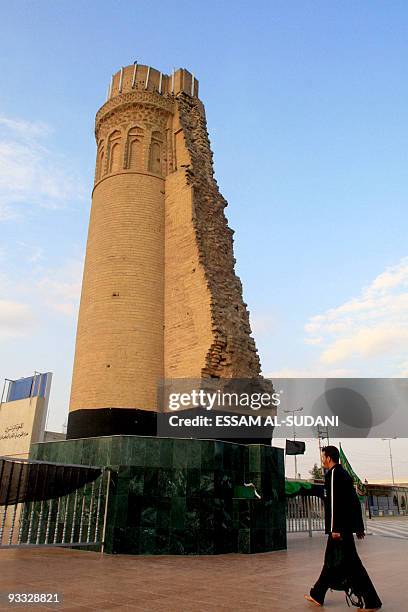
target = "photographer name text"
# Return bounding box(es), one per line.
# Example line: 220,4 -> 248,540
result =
167,415 -> 339,428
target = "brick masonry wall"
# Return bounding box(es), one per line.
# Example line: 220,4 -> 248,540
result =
164,169 -> 214,378
173,93 -> 261,378
70,172 -> 165,411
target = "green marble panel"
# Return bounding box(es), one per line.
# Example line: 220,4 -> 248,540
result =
140,499 -> 157,528
159,438 -> 173,468
112,494 -> 128,525
186,468 -> 201,497
127,437 -> 146,466
170,497 -> 186,530
169,529 -> 185,554
155,528 -> 170,554
139,527 -> 156,554
143,467 -> 159,497
238,528 -> 250,553
145,438 -> 161,467
110,437 -> 124,465
200,441 -> 215,470
156,498 -> 171,529
173,439 -> 188,468
128,467 -> 144,496
200,471 -> 214,497
186,439 -> 201,468
198,530 -> 214,554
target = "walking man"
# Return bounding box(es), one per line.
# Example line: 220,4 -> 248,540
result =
304,445 -> 382,611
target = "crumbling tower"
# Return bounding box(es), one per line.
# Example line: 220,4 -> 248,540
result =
68,64 -> 262,438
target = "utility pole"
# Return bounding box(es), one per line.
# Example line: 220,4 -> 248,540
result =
382,437 -> 396,485
382,437 -> 398,513
284,406 -> 303,479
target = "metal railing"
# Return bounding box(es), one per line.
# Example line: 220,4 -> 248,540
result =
286,495 -> 325,536
287,496 -> 367,537
0,459 -> 110,550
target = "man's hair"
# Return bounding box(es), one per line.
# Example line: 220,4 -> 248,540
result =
322,445 -> 340,463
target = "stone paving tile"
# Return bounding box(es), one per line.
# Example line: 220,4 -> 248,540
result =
0,533 -> 402,611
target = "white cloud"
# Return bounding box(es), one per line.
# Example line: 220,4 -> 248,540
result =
36,258 -> 83,316
0,116 -> 52,140
305,257 -> 408,372
0,248 -> 83,321
367,259 -> 408,294
0,115 -> 83,219
320,326 -> 408,364
0,299 -> 36,338
304,336 -> 323,345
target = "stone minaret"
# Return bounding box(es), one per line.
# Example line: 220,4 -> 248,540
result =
68,64 -> 263,438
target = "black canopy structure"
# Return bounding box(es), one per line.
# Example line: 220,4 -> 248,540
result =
0,457 -> 102,506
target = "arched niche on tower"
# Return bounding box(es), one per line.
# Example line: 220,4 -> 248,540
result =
95,140 -> 105,182
149,130 -> 163,175
107,130 -> 122,174
125,126 -> 144,171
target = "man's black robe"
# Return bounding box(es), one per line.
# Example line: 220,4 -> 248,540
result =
323,463 -> 364,534
310,463 -> 382,609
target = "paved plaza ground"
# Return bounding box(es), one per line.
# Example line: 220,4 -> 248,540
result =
0,523 -> 405,611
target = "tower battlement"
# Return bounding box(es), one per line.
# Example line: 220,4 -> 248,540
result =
106,64 -> 199,101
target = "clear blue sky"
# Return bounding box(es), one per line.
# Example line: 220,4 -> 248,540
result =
1,1 -> 407,480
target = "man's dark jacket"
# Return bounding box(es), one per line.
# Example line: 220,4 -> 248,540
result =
324,464 -> 365,534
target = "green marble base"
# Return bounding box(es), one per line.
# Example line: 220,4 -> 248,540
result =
30,436 -> 286,555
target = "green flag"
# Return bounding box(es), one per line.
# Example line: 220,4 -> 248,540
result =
339,443 -> 367,499
285,480 -> 313,497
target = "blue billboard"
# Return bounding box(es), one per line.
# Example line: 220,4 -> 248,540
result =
6,372 -> 52,402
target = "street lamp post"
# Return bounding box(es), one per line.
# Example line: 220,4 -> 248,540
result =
284,406 -> 303,479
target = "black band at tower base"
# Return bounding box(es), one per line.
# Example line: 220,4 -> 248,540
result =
66,407 -> 272,445
67,408 -> 157,440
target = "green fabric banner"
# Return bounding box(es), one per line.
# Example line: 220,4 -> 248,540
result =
339,443 -> 367,499
285,480 -> 312,496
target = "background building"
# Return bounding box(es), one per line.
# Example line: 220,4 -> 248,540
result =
0,372 -> 54,459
